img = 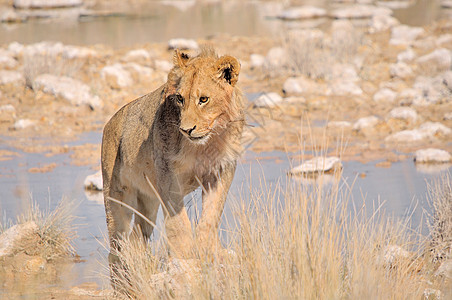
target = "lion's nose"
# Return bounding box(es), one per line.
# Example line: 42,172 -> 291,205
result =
180,125 -> 196,136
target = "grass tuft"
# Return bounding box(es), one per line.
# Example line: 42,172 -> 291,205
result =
2,198 -> 77,260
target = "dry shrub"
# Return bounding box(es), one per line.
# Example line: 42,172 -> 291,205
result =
110,170 -> 437,299
4,198 -> 77,260
282,21 -> 363,79
23,53 -> 83,88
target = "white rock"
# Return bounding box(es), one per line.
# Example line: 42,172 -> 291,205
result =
442,0 -> 452,8
327,80 -> 363,96
33,74 -> 101,108
377,1 -> 413,9
330,5 -> 392,19
0,104 -> 15,113
265,47 -> 288,69
327,121 -> 352,129
22,42 -> 96,59
154,60 -> 173,72
370,14 -> 399,33
397,48 -> 416,63
168,38 -> 199,50
283,76 -> 324,95
0,70 -> 25,85
123,49 -> 151,63
124,63 -> 153,81
414,148 -> 452,163
386,122 -> 451,143
13,0 -> 83,9
412,76 -> 448,105
13,119 -> 36,130
373,88 -> 397,103
390,25 -> 424,45
23,41 -> 64,57
385,129 -> 427,143
418,121 -> 452,136
387,107 -> 418,122
278,6 -> 327,20
289,156 -> 342,175
84,170 -> 103,191
62,46 -> 97,59
353,116 -> 379,131
390,62 -> 414,79
417,48 -> 452,74
436,33 -> 452,47
253,92 -> 283,108
444,112 -> 452,121
0,50 -> 18,69
0,221 -> 38,257
8,42 -> 24,57
1,8 -> 27,23
283,77 -> 303,95
101,64 -> 133,89
330,63 -> 359,82
397,88 -> 423,106
250,54 -> 265,69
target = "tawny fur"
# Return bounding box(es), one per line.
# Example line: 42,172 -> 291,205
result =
101,48 -> 245,259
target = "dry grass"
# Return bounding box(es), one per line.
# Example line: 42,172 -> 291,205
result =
282,21 -> 363,79
428,173 -> 452,264
23,53 -> 83,88
108,170 -> 452,299
1,198 -> 77,260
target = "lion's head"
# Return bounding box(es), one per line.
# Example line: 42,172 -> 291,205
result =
165,48 -> 242,144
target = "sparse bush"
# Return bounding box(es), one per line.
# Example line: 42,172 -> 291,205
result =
23,53 -> 83,88
281,21 -> 363,79
2,198 -> 77,260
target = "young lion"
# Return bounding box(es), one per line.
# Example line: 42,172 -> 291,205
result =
101,48 -> 245,258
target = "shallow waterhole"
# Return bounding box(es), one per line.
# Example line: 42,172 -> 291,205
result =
0,129 -> 450,288
0,0 -> 448,48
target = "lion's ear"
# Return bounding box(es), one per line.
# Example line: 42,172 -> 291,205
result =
173,50 -> 190,68
216,55 -> 240,86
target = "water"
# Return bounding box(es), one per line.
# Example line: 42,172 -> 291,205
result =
1,129 -> 450,286
0,0 -> 448,48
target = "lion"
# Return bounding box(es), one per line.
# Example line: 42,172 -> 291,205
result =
101,47 -> 245,261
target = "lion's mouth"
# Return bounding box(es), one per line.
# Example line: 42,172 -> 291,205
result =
184,132 -> 210,144
188,133 -> 209,141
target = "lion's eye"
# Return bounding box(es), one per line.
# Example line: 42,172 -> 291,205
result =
176,94 -> 184,105
199,96 -> 209,104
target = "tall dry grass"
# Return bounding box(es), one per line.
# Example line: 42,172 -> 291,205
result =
109,170 -> 452,299
1,198 -> 77,259
428,173 -> 452,264
23,53 -> 83,88
282,21 -> 363,79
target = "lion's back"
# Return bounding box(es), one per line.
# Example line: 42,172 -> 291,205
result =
101,85 -> 165,192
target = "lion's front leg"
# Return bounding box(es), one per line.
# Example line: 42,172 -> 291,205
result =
154,162 -> 194,257
196,162 -> 236,253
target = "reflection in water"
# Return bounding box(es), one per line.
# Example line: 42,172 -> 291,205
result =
416,163 -> 452,174
0,2 -> 285,47
0,0 -> 446,47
